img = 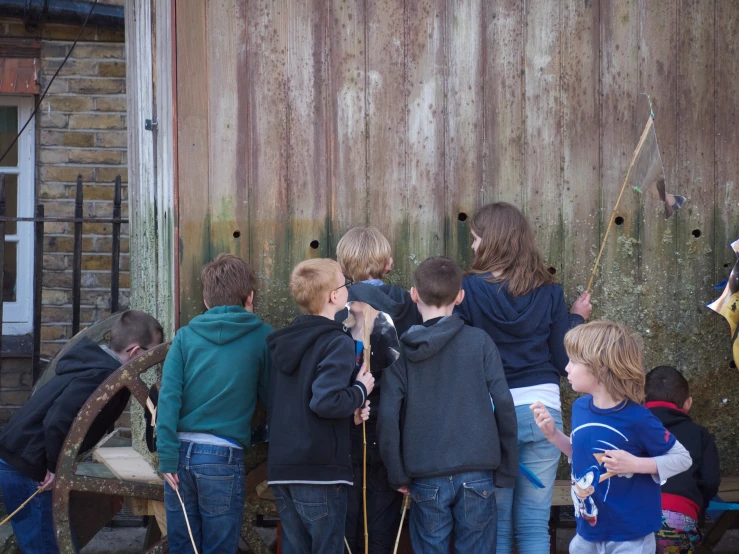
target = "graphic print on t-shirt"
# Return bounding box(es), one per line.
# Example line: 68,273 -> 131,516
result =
570,422 -> 634,526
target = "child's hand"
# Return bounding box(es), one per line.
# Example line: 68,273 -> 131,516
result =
356,364 -> 375,395
354,400 -> 371,425
570,291 -> 592,320
530,402 -> 556,440
163,473 -> 180,490
397,486 -> 410,496
602,450 -> 656,476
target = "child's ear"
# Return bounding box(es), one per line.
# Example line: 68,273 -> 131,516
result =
682,397 -> 693,412
410,287 -> 419,304
244,291 -> 255,312
385,258 -> 393,274
454,289 -> 465,306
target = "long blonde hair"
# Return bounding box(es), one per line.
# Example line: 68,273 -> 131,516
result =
469,202 -> 553,296
564,321 -> 646,404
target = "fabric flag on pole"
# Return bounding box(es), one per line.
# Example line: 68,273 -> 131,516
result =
708,239 -> 739,368
629,115 -> 685,219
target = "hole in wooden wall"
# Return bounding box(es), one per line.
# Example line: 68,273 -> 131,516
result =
614,216 -> 625,226
731,360 -> 737,369
692,229 -> 702,238
310,240 -> 320,250
725,263 -> 731,268
458,212 -> 468,222
547,267 -> 557,275
233,230 -> 241,238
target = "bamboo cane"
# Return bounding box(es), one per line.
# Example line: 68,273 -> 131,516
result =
0,488 -> 42,526
393,495 -> 411,554
175,486 -> 199,554
361,305 -> 373,554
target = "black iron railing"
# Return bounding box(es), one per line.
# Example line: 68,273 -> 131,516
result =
0,173 -> 128,382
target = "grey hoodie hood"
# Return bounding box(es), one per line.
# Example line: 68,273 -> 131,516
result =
400,315 -> 465,362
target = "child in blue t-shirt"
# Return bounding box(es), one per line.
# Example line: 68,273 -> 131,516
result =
531,321 -> 692,554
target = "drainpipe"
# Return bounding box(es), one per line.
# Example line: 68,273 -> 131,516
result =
0,0 -> 124,31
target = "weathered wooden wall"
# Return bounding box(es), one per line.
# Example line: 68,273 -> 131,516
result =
174,1 -> 739,472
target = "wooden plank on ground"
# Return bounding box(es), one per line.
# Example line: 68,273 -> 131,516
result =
245,0 -> 292,327
444,0 -> 483,269
176,0 -> 210,325
484,0 -> 524,206
93,446 -> 163,484
327,0 -> 367,253
405,0 -> 446,270
366,0 -> 409,286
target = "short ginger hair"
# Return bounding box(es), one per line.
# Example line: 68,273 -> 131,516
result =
336,226 -> 392,281
290,258 -> 342,314
413,256 -> 463,308
201,254 -> 258,308
108,310 -> 163,352
564,320 -> 645,404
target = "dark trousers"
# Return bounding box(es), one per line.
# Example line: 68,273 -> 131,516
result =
345,431 -> 404,554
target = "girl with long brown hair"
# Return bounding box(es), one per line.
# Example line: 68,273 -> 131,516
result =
454,202 -> 591,554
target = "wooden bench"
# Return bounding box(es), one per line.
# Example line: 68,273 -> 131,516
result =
549,478 -> 739,553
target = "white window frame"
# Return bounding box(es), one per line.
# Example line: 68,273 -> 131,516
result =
0,96 -> 35,335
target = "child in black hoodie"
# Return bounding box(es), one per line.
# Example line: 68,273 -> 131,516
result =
336,226 -> 421,553
267,258 -> 375,554
378,257 -> 518,553
645,366 -> 721,554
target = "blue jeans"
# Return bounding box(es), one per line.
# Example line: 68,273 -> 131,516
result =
272,483 -> 348,554
408,471 -> 497,554
0,459 -> 58,554
496,405 -> 563,554
164,442 -> 245,554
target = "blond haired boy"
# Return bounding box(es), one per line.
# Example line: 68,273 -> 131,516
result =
267,258 -> 374,553
532,321 -> 692,554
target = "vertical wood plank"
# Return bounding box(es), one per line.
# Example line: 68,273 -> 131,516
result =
561,0 -> 600,295
176,0 -> 210,325
675,0 -> 715,371
366,0 -> 408,285
444,0 -> 483,269
638,0 -> 679,367
524,0 -> 563,274
207,0 -> 249,260
484,0 -> 524,206
286,0 -> 330,267
405,0 -> 446,272
327,0 -> 367,251
246,1 -> 291,326
711,0 -> 739,459
598,0 -> 640,323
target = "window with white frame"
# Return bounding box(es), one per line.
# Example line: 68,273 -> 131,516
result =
0,96 -> 35,335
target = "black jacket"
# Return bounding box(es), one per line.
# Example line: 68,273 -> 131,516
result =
378,315 -> 518,489
648,405 -> 721,511
266,315 -> 367,485
0,338 -> 129,481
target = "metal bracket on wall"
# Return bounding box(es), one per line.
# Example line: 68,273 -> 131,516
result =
144,118 -> 158,131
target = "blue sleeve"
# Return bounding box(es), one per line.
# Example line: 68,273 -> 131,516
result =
637,408 -> 677,457
309,335 -> 366,419
547,287 -> 571,376
453,278 -> 472,325
157,332 -> 185,473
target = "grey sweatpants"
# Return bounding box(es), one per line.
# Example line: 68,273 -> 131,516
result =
569,533 -> 656,554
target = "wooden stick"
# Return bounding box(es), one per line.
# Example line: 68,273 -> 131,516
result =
586,117 -> 653,294
344,536 -> 353,554
393,495 -> 411,554
0,488 -> 42,526
175,486 -> 199,554
361,305 -> 373,554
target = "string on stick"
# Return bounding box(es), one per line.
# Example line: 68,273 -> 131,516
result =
0,488 -> 42,526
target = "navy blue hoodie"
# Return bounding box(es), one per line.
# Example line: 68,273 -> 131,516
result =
266,315 -> 367,485
454,275 -> 584,390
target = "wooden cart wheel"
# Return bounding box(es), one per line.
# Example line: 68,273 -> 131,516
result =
52,342 -> 171,554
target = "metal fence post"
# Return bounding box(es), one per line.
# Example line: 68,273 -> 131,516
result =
72,175 -> 83,335
111,175 -> 121,314
32,204 -> 44,383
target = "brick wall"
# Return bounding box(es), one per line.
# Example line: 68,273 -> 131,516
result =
1,16 -> 129,420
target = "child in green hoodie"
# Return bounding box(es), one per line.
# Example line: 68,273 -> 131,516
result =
157,254 -> 274,554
